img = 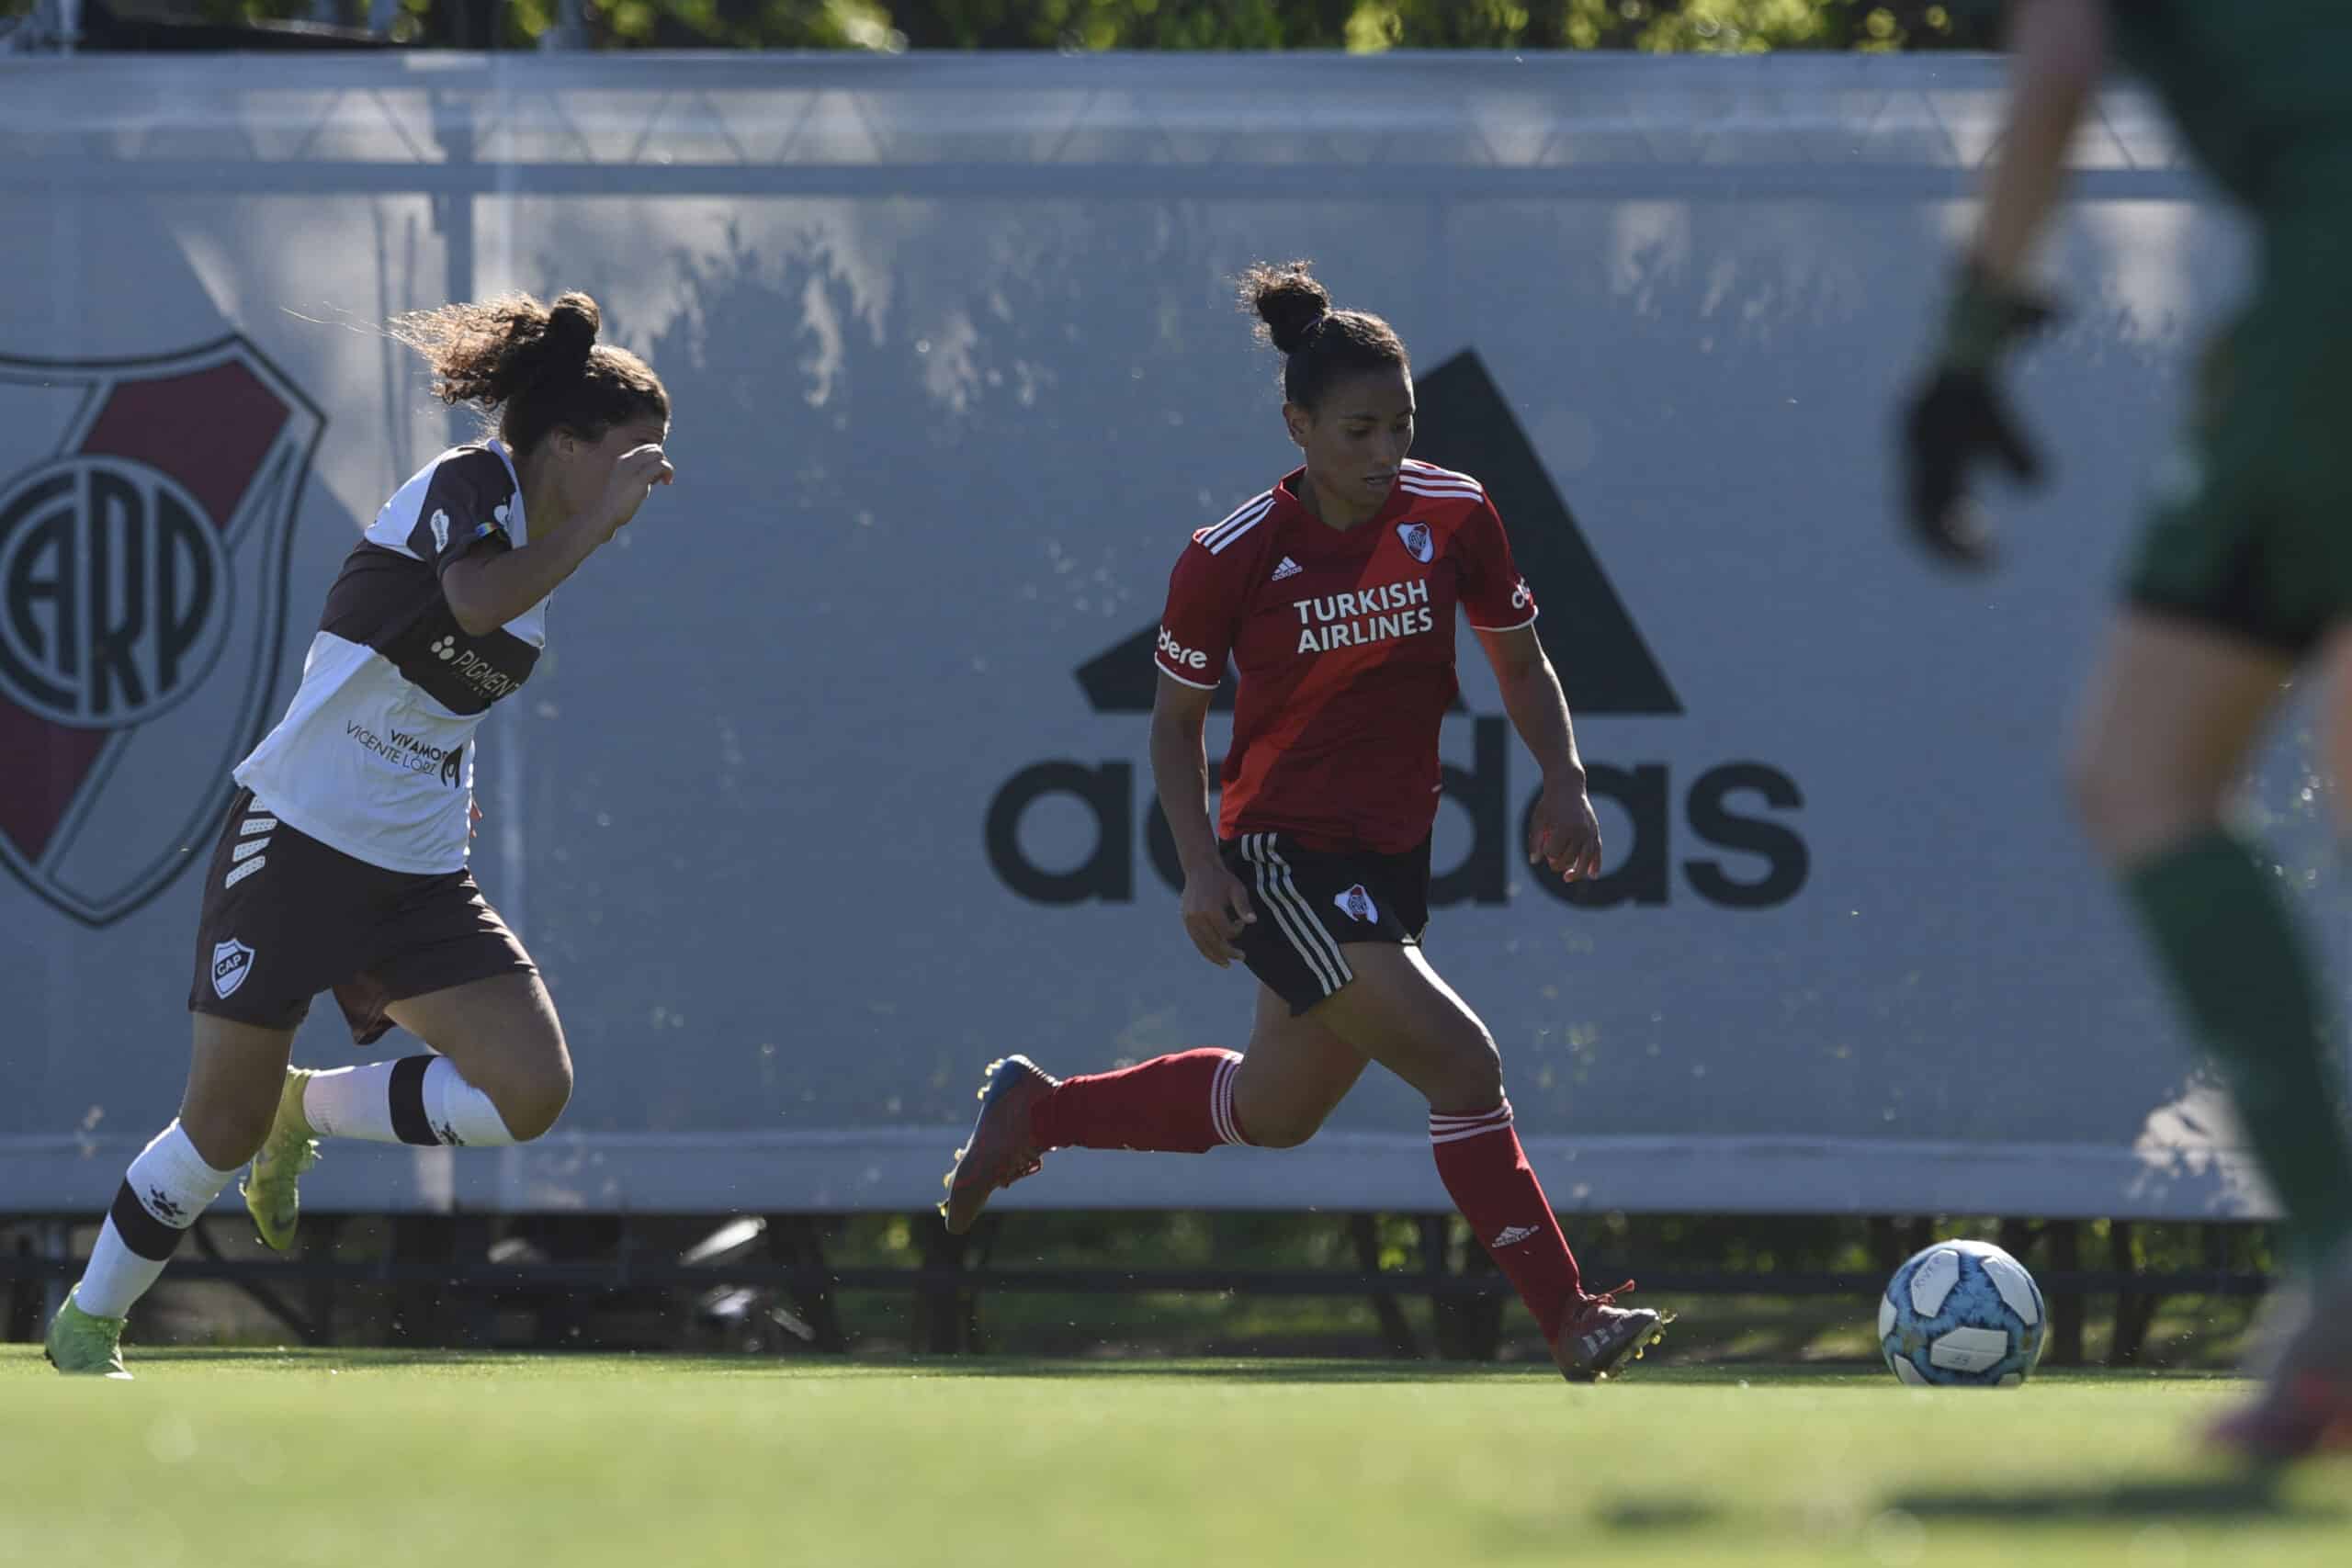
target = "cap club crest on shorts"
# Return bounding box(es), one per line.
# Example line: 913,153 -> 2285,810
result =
210,938 -> 254,999
1335,884 -> 1377,924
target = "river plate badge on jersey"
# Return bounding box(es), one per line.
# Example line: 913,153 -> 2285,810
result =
0,336 -> 323,928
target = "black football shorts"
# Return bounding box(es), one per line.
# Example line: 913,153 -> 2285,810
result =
1219,830 -> 1430,1015
189,787 -> 535,1044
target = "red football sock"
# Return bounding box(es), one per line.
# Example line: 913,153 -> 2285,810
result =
1031,1048 -> 1249,1154
1430,1100 -> 1584,1342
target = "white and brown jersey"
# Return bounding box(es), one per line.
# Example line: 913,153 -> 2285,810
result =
233,442 -> 545,874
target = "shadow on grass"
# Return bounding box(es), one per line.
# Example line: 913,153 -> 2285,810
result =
1583,1474 -> 2332,1545
1597,1497 -> 1731,1531
901,1358 -> 1888,1385
913,1357 -> 1537,1383
1890,1474 -> 2340,1525
124,1347 -> 533,1368
117,1347 -> 762,1371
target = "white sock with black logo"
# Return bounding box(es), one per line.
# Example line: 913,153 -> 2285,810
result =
304,1056 -> 516,1147
74,1122 -> 238,1320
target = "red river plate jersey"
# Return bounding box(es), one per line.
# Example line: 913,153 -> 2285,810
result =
1155,458 -> 1536,855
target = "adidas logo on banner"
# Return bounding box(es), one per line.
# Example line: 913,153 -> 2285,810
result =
1001,350 -> 1809,915
1491,1224 -> 1542,1248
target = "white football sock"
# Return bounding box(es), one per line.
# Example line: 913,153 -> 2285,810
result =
304,1055 -> 515,1147
421,1056 -> 516,1146
74,1122 -> 237,1319
301,1061 -> 403,1142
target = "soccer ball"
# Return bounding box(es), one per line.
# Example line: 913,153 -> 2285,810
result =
1877,1239 -> 2048,1387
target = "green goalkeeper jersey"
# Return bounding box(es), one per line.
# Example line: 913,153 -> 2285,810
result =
2109,1 -> 2352,207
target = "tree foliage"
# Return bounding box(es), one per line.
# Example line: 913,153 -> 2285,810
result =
177,0 -> 1996,52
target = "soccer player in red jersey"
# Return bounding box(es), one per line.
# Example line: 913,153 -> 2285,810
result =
944,261 -> 1668,1381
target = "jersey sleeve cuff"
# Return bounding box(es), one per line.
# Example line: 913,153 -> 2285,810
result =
1156,660 -> 1220,691
1467,609 -> 1539,633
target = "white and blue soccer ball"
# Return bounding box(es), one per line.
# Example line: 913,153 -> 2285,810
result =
1878,1239 -> 2048,1387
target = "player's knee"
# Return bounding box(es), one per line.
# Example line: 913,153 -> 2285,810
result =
1244,1105 -> 1327,1150
187,1105 -> 274,1170
489,1056 -> 572,1143
181,1085 -> 283,1170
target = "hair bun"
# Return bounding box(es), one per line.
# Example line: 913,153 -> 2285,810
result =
542,292 -> 601,372
1241,262 -> 1332,355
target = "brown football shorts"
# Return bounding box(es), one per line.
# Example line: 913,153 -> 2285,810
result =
188,787 -> 535,1044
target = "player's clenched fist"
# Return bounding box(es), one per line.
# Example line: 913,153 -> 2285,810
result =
1527,777 -> 1603,884
594,444 -> 673,538
1180,861 -> 1256,967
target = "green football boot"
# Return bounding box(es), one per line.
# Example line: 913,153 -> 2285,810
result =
241,1066 -> 321,1254
45,1289 -> 131,1379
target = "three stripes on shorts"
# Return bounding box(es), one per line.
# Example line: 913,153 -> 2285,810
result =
1238,831 -> 1353,1000
226,812 -> 277,889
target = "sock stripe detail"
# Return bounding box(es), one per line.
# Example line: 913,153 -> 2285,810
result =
388,1055 -> 442,1146
107,1179 -> 186,1263
1430,1100 -> 1513,1126
1430,1109 -> 1514,1126
1240,833 -> 1353,997
1430,1124 -> 1514,1145
1209,1052 -> 1246,1146
1430,1101 -> 1515,1145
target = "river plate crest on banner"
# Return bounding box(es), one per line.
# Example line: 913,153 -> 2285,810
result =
0,336 -> 323,927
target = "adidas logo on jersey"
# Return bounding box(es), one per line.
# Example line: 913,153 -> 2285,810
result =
1491,1224 -> 1542,1248
1271,556 -> 1303,582
1334,884 -> 1377,924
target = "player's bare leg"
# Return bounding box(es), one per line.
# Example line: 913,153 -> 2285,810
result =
244,971 -> 572,1256
1227,985 -> 1370,1148
2069,612 -> 2290,863
2073,611 -> 2352,1455
381,972 -> 574,1143
179,1015 -> 303,1172
1312,943 -> 1666,1380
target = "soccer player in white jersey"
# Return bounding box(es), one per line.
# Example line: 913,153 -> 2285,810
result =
45,292 -> 672,1377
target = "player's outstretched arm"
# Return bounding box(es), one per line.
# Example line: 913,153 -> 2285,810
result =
1974,0 -> 2109,289
443,445 -> 673,636
1476,625 -> 1600,884
1898,0 -> 2105,568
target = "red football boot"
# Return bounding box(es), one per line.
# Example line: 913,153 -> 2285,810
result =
939,1055 -> 1059,1235
2208,1373 -> 2352,1461
1551,1280 -> 1672,1382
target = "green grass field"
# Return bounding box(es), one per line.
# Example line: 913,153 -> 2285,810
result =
6,1348 -> 2348,1566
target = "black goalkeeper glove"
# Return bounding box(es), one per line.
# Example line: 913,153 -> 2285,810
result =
1898,266 -> 2056,570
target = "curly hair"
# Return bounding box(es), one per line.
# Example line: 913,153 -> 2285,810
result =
390,290 -> 668,454
1237,260 -> 1408,410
